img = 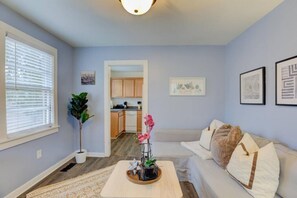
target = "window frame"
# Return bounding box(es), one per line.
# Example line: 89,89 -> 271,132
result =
0,21 -> 59,151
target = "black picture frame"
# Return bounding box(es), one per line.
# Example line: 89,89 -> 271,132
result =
240,67 -> 266,105
275,55 -> 297,106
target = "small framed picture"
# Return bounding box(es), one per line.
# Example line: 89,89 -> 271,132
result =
276,55 -> 297,106
81,71 -> 95,85
169,77 -> 206,96
240,67 -> 266,105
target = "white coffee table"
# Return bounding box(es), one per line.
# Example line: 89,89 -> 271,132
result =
100,160 -> 183,198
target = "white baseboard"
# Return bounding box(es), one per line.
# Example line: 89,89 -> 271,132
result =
87,152 -> 106,157
5,152 -> 75,198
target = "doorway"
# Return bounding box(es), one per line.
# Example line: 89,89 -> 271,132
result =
104,60 -> 148,157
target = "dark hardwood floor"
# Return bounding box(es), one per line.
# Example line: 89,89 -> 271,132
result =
19,133 -> 198,198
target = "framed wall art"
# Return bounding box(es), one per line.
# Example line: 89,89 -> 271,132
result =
169,77 -> 206,96
81,71 -> 96,85
240,67 -> 266,105
276,55 -> 297,106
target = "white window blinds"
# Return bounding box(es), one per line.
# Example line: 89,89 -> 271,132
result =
5,36 -> 55,134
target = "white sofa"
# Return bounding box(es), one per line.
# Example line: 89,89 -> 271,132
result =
151,129 -> 297,198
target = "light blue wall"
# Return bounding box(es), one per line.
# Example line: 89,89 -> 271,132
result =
0,3 -> 74,196
73,46 -> 226,152
225,0 -> 297,150
2,0 -> 296,196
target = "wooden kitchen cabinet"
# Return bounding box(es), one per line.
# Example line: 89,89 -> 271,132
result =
111,78 -> 143,98
137,111 -> 142,132
111,112 -> 119,139
134,78 -> 143,98
123,79 -> 135,98
111,79 -> 123,98
111,111 -> 125,139
119,111 -> 125,133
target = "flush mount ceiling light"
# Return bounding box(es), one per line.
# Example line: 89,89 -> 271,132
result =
119,0 -> 157,15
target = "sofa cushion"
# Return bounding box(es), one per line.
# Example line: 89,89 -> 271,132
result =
152,142 -> 194,158
227,134 -> 280,198
152,142 -> 194,181
181,141 -> 212,160
274,143 -> 297,198
210,125 -> 243,168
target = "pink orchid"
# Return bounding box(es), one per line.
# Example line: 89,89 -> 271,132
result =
144,114 -> 154,133
138,132 -> 150,143
137,114 -> 155,144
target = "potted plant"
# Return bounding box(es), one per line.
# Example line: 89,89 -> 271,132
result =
69,92 -> 94,163
137,114 -> 158,180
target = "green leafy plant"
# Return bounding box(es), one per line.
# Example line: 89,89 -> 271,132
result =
69,92 -> 94,153
144,158 -> 156,168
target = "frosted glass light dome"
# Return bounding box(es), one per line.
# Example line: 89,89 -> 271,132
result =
121,0 -> 155,15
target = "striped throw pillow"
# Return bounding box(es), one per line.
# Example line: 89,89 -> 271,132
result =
227,133 -> 280,198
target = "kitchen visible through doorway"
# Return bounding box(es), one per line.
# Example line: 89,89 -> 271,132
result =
104,60 -> 148,157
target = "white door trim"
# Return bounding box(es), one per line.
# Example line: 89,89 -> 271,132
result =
104,60 -> 148,157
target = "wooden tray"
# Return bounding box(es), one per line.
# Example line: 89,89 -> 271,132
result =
126,168 -> 162,185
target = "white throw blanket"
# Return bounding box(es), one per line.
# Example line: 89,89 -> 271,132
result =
181,141 -> 213,160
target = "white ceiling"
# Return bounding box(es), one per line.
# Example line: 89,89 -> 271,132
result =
0,0 -> 283,47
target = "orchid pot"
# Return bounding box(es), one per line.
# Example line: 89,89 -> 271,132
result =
137,114 -> 159,181
138,163 -> 159,181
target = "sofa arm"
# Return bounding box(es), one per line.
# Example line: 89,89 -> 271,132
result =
151,129 -> 202,142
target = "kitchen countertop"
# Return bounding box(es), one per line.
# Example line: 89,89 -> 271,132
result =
110,106 -> 142,112
110,109 -> 124,112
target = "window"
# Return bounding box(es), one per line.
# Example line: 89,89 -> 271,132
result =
0,22 -> 58,150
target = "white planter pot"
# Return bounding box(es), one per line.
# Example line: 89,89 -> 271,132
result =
75,150 -> 87,164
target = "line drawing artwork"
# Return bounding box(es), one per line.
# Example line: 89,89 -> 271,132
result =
281,64 -> 297,99
276,56 -> 297,106
243,74 -> 260,100
240,67 -> 265,105
170,77 -> 206,96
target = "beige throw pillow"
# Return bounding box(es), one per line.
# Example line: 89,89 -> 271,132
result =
227,133 -> 280,198
209,119 -> 225,131
199,120 -> 225,151
210,124 -> 243,169
199,127 -> 215,150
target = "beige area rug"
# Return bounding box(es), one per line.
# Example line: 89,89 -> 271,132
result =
26,165 -> 115,198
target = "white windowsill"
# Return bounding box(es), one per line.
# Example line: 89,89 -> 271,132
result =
0,126 -> 59,151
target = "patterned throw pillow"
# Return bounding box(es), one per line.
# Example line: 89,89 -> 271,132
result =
210,124 -> 243,169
